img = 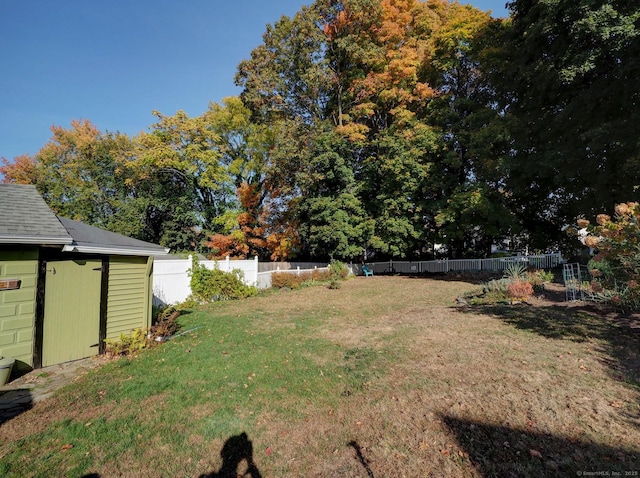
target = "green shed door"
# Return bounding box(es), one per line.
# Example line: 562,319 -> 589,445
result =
42,259 -> 102,367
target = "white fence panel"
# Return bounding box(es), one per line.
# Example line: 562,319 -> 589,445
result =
360,253 -> 562,276
153,258 -> 192,306
392,261 -> 423,274
210,256 -> 259,287
448,259 -> 482,271
256,271 -> 272,289
153,255 -> 259,305
259,262 -> 328,272
480,258 -> 507,271
422,261 -> 449,273
527,254 -> 561,269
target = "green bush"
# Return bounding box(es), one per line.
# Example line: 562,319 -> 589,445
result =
526,269 -> 554,293
327,277 -> 342,289
105,328 -> 149,356
483,278 -> 510,294
478,289 -> 510,304
503,263 -> 527,282
189,258 -> 257,302
329,260 -> 350,279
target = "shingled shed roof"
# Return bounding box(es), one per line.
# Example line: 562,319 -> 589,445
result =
0,184 -> 169,256
0,184 -> 72,245
59,218 -> 168,256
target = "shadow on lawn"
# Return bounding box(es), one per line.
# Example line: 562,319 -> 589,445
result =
0,389 -> 32,426
199,432 -> 262,478
442,415 -> 640,476
349,441 -> 375,477
473,303 -> 640,383
463,302 -> 640,429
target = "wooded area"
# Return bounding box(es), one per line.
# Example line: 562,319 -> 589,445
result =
2,0 -> 638,261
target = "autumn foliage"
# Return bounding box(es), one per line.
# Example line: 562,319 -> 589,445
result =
580,202 -> 640,310
507,280 -> 534,300
3,0 -> 638,263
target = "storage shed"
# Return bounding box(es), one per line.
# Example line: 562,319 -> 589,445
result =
0,184 -> 168,374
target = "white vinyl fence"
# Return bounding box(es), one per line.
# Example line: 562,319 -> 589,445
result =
363,253 -> 562,275
153,253 -> 562,305
153,256 -> 259,306
256,266 -> 330,290
258,261 -> 328,272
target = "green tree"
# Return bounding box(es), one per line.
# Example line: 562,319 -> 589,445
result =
131,109 -> 227,250
497,0 -> 640,245
236,3 -> 333,124
424,5 -> 515,257
294,127 -> 374,261
0,120 -> 149,238
203,97 -> 275,259
236,0 -> 513,260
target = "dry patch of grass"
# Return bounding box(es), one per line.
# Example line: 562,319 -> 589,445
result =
1,276 -> 639,477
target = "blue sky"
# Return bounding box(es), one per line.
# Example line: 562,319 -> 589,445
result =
0,1 -> 509,161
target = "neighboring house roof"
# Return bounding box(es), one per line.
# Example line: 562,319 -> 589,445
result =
0,184 -> 169,256
152,253 -> 207,261
59,218 -> 169,256
0,184 -> 72,245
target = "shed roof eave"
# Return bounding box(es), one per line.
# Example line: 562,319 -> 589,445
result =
62,244 -> 170,257
0,236 -> 72,245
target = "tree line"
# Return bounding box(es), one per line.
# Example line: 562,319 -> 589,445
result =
2,0 -> 638,262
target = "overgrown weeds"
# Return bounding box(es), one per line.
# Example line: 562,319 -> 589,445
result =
466,266 -> 556,305
105,305 -> 181,356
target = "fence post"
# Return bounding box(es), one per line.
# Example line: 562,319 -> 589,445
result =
297,266 -> 300,276
446,258 -> 449,273
225,256 -> 230,272
252,256 -> 259,286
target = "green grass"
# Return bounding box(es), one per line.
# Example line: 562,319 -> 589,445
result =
2,290 -> 399,476
1,277 -> 639,477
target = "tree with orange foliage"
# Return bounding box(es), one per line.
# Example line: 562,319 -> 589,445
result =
206,182 -> 268,259
0,154 -> 39,184
1,120 -> 144,236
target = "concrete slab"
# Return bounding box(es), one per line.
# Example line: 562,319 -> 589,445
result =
0,356 -> 106,423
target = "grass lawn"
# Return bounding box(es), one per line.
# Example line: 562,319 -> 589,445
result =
1,276 -> 639,477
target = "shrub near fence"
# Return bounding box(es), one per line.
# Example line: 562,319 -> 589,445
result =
154,255 -> 259,305
257,267 -> 331,290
